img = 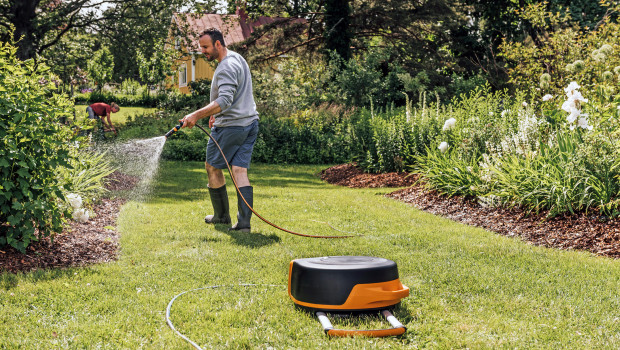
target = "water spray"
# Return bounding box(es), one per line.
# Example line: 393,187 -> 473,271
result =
165,121 -> 359,239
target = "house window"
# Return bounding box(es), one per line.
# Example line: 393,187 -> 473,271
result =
179,63 -> 187,87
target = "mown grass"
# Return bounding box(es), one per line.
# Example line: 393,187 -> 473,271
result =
74,104 -> 157,126
1,162 -> 619,348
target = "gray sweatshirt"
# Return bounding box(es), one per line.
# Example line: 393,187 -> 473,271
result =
211,50 -> 259,127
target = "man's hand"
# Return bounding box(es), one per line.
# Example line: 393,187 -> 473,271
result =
209,115 -> 215,128
180,113 -> 199,129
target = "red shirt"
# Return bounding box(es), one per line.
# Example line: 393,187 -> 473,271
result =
89,103 -> 111,117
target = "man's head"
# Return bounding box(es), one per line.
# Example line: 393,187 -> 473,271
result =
199,28 -> 226,62
111,102 -> 120,113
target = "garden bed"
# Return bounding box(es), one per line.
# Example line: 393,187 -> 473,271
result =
0,171 -> 138,273
318,162 -> 417,188
0,198 -> 124,273
4,164 -> 618,274
321,163 -> 620,259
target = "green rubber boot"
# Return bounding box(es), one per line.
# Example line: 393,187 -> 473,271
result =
204,185 -> 231,224
229,186 -> 253,233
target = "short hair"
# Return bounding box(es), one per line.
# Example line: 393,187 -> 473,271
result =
110,102 -> 120,111
200,28 -> 226,47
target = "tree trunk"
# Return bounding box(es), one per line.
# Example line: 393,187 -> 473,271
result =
10,0 -> 41,60
324,0 -> 351,62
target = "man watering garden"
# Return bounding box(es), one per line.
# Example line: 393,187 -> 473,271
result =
180,27 -> 259,233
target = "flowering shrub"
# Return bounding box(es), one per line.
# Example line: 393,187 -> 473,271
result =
415,80 -> 620,217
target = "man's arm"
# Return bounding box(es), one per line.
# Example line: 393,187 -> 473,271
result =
180,101 -> 222,128
105,113 -> 115,129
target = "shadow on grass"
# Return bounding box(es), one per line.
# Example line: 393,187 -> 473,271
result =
210,224 -> 281,248
0,267 -> 101,289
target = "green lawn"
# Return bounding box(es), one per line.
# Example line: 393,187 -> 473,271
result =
1,162 -> 619,348
74,104 -> 157,125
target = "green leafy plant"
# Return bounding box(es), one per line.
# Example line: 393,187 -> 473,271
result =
73,90 -> 165,107
119,78 -> 146,96
136,44 -> 175,95
0,41 -> 77,252
414,148 -> 484,198
58,149 -> 116,205
120,111 -> 180,141
87,46 -> 115,92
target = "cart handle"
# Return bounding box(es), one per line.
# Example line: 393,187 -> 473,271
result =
316,310 -> 406,337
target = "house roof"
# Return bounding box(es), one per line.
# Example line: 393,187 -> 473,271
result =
172,9 -> 304,54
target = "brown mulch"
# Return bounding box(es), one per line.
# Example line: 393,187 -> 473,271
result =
0,171 -> 138,273
319,163 -> 417,188
105,171 -> 140,191
321,163 -> 620,259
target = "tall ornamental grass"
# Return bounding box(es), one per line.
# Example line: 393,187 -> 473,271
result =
57,148 -> 116,206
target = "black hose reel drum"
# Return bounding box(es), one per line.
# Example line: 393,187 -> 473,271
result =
288,256 -> 409,337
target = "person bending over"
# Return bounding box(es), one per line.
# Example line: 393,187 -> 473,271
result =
180,27 -> 259,233
86,102 -> 119,134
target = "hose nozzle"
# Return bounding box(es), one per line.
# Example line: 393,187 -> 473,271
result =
165,121 -> 183,139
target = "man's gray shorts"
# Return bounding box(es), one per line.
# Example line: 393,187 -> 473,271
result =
206,120 -> 259,169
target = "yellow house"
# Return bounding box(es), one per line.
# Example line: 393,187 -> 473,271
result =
169,9 -> 296,94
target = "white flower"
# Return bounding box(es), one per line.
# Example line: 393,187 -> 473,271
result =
489,111 -> 494,116
564,81 -> 580,95
600,44 -> 614,55
522,101 -> 528,107
577,116 -> 593,130
72,208 -> 90,223
438,142 -> 449,153
66,193 -> 82,209
501,110 -> 509,118
442,118 -> 456,131
561,100 -> 574,113
542,94 -> 553,101
566,108 -> 580,124
570,90 -> 588,103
